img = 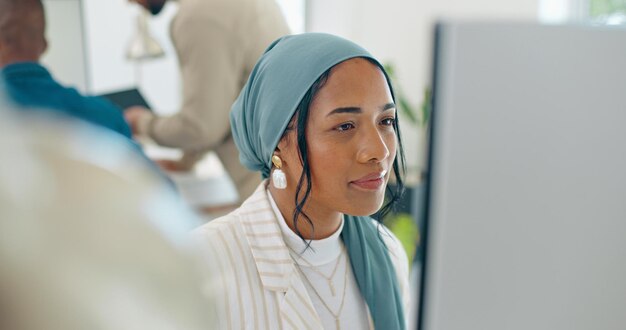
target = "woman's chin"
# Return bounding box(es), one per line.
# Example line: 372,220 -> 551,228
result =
344,199 -> 385,217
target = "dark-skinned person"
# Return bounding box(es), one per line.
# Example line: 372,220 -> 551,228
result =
192,33 -> 409,330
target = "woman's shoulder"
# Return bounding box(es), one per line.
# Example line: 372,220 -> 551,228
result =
190,211 -> 243,242
189,210 -> 253,278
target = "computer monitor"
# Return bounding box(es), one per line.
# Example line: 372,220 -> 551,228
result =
417,22 -> 626,330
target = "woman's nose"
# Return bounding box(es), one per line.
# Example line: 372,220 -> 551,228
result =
356,126 -> 390,164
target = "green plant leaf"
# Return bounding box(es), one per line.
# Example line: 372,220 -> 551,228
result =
387,213 -> 419,266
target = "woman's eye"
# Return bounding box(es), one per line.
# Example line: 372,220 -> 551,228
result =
381,117 -> 396,126
336,123 -> 355,131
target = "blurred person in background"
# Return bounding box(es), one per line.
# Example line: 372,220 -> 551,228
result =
0,95 -> 216,330
124,0 -> 290,202
0,0 -> 132,138
0,0 -> 178,185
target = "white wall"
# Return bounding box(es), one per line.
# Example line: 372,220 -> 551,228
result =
41,0 -> 88,92
276,0 -> 306,33
308,0 -> 540,176
41,0 -> 181,115
539,0 -> 586,22
82,0 -> 181,116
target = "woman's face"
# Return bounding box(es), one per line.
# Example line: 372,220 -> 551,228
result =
279,58 -> 397,217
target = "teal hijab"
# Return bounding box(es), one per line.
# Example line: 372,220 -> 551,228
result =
230,33 -> 405,329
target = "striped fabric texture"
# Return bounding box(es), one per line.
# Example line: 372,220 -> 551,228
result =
192,181 -> 410,329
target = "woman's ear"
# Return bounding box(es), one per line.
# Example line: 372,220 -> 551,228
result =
272,144 -> 289,168
271,147 -> 281,165
273,134 -> 295,170
275,139 -> 286,154
275,128 -> 294,156
276,115 -> 297,152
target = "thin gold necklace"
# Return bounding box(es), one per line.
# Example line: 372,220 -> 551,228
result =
295,254 -> 349,330
288,245 -> 345,296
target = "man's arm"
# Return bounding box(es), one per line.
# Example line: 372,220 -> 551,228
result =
133,12 -> 243,158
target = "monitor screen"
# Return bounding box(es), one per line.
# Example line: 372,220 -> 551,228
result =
416,22 -> 626,330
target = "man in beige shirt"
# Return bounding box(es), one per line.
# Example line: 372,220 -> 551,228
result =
125,0 -> 290,201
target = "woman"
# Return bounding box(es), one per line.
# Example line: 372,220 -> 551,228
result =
193,33 -> 409,330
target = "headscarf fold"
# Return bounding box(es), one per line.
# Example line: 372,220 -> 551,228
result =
230,33 -> 405,329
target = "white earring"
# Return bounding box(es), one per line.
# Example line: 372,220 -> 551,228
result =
271,155 -> 287,189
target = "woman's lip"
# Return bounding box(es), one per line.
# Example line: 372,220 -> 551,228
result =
352,170 -> 387,183
350,170 -> 387,190
350,177 -> 384,190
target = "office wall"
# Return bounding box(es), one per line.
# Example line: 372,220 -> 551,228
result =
41,0 -> 181,115
309,0 -> 540,112
41,0 -> 88,92
82,0 -> 181,115
308,0 -> 540,173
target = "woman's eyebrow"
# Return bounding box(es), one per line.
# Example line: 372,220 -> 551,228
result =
327,103 -> 396,117
327,107 -> 361,116
381,103 -> 396,111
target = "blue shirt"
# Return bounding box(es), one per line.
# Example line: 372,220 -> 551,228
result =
1,62 -> 131,138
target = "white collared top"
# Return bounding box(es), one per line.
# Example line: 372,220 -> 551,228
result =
192,181 -> 410,330
268,189 -> 371,329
